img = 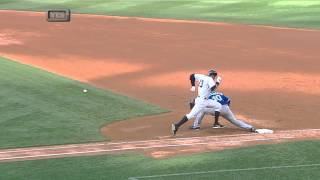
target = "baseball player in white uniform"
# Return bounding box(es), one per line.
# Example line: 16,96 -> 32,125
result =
191,92 -> 256,132
171,69 -> 222,135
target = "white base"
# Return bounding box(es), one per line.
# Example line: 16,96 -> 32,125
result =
255,129 -> 274,134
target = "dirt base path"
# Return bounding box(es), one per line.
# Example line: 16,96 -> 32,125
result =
1,129 -> 320,162
1,11 -> 320,156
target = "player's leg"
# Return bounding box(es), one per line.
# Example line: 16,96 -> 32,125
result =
206,100 -> 224,128
172,98 -> 206,135
189,98 -> 202,129
191,112 -> 203,129
222,106 -> 255,131
192,107 -> 215,129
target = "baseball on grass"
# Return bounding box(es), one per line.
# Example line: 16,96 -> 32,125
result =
83,89 -> 88,93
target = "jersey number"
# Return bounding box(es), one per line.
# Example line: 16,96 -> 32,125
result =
199,80 -> 204,87
212,95 -> 222,101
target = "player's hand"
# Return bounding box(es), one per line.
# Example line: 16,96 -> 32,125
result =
190,86 -> 196,92
216,76 -> 222,84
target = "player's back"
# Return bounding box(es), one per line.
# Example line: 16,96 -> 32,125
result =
209,92 -> 230,105
194,74 -> 215,98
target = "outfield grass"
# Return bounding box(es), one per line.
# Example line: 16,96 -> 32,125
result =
0,140 -> 319,180
0,0 -> 320,29
0,57 -> 167,149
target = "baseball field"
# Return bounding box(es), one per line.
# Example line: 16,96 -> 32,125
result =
0,0 -> 320,179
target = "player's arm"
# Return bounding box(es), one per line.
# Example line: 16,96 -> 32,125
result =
190,74 -> 195,86
211,76 -> 222,92
211,85 -> 217,92
216,76 -> 222,85
190,74 -> 196,91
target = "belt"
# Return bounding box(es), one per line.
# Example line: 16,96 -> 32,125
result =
197,96 -> 208,100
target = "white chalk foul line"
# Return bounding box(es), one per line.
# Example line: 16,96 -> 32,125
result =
0,132 -> 257,153
0,137 -> 294,161
0,128 -> 319,154
0,134 -> 252,154
0,142 -> 208,161
0,143 -> 107,154
129,163 -> 320,179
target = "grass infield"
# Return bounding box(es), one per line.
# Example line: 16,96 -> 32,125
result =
0,140 -> 319,180
0,0 -> 320,29
0,57 -> 167,149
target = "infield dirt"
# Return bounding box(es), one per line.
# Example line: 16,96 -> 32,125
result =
1,10 -> 320,145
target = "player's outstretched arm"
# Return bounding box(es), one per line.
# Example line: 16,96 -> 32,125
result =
216,76 -> 222,84
211,76 -> 222,92
211,85 -> 217,92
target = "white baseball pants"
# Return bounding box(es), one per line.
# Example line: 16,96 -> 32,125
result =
186,98 -> 221,120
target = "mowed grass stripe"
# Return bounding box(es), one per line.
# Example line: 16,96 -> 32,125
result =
0,0 -> 320,29
0,57 -> 167,149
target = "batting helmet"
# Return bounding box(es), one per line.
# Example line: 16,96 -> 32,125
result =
208,69 -> 217,76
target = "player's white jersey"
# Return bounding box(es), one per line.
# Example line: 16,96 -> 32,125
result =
194,74 -> 215,98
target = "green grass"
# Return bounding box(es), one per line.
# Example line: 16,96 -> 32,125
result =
0,0 -> 320,29
0,140 -> 320,180
0,57 -> 167,149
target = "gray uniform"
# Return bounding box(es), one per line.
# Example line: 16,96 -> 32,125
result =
192,92 -> 254,130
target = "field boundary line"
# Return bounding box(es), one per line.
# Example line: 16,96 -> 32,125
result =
128,163 -> 320,179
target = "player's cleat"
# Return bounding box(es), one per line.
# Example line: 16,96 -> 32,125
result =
171,124 -> 178,135
212,123 -> 226,129
189,126 -> 200,130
